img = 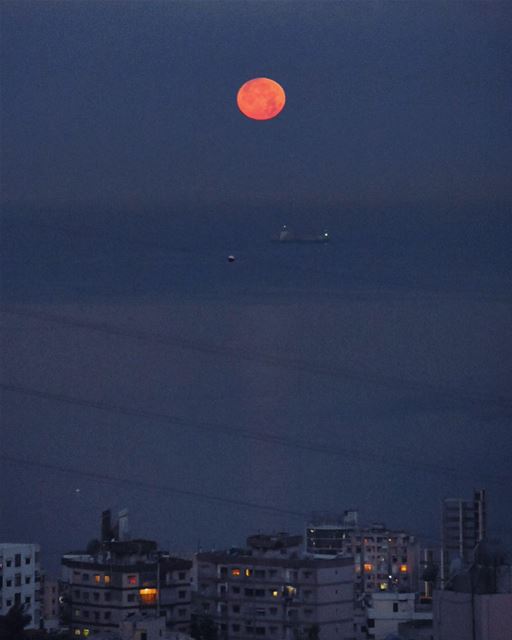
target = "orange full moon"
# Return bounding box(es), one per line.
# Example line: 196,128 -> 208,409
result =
237,77 -> 286,121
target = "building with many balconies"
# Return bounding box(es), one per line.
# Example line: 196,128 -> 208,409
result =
306,512 -> 420,596
195,532 -> 354,640
60,509 -> 192,638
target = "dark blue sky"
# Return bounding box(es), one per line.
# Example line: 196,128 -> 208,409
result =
1,1 -> 512,574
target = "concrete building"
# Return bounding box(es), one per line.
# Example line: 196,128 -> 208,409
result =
0,542 -> 42,629
441,489 -> 486,587
364,592 -> 432,640
433,591 -> 512,640
195,532 -> 354,640
61,509 -> 192,638
433,539 -> 512,640
41,575 -> 60,631
306,512 -> 420,596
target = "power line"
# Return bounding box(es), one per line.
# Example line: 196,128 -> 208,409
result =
0,453 -> 306,519
2,306 -> 511,411
1,382 -> 510,487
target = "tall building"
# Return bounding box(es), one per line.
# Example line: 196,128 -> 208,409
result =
195,532 -> 354,640
61,510 -> 192,638
0,543 -> 42,629
306,511 -> 420,596
41,575 -> 60,631
441,489 -> 486,587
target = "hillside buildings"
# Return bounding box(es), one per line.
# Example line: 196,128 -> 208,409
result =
306,511 -> 420,596
0,542 -> 42,629
195,532 -> 354,640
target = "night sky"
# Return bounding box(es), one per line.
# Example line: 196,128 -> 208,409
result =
1,1 -> 512,575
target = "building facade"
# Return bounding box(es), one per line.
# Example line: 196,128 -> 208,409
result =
195,533 -> 354,640
441,489 -> 486,587
0,543 -> 42,629
306,512 -> 420,596
61,510 -> 193,638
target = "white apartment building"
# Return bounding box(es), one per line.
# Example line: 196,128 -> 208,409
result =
195,533 -> 354,640
0,543 -> 42,629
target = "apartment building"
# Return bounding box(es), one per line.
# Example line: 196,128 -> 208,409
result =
41,575 -> 60,631
0,542 -> 42,629
306,512 -> 420,595
441,489 -> 486,587
61,510 -> 192,638
195,532 -> 354,640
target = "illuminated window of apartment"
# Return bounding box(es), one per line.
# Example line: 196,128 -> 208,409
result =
139,588 -> 158,605
271,590 -> 279,597
400,564 -> 408,573
245,568 -> 252,577
104,575 -> 111,585
127,575 -> 137,585
364,563 -> 373,572
94,575 -> 101,584
74,630 -> 81,636
231,568 -> 241,577
83,631 -> 90,638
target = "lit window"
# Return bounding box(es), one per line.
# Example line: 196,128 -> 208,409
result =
128,575 -> 137,585
83,631 -> 90,638
104,575 -> 111,585
245,568 -> 252,577
400,564 -> 408,573
139,588 -> 158,605
379,582 -> 388,591
94,575 -> 101,584
271,590 -> 279,597
74,631 -> 81,636
364,563 -> 373,572
231,568 -> 241,577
